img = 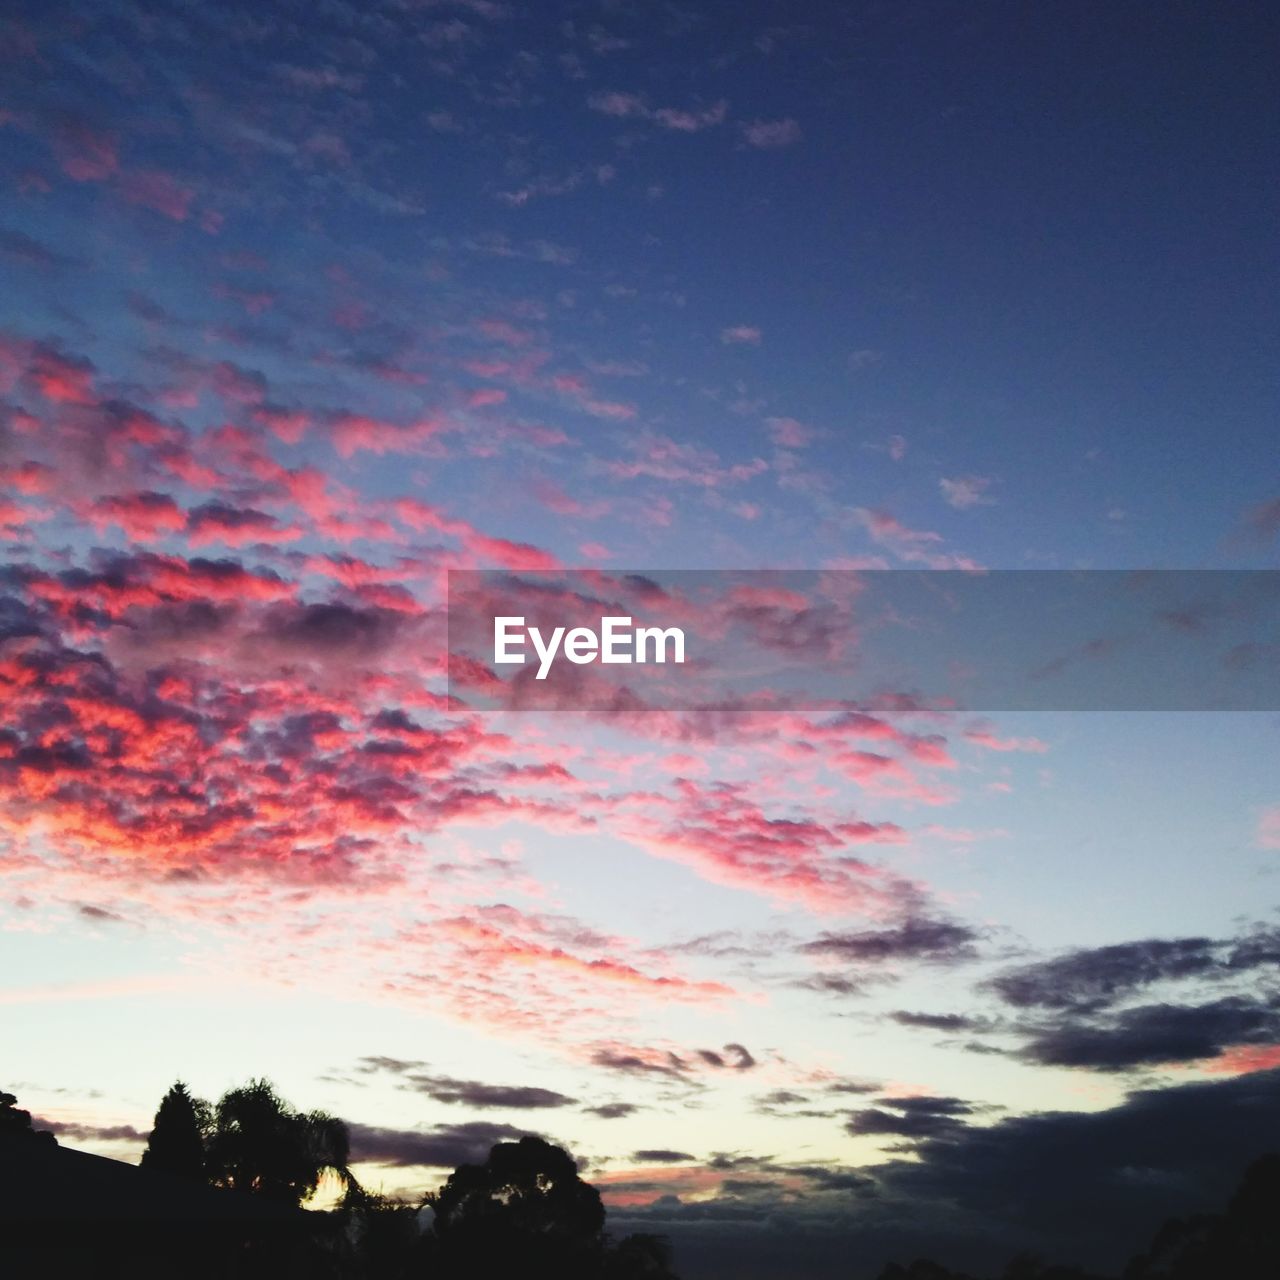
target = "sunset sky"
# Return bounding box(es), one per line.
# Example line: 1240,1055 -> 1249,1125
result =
2,3 -> 1279,1277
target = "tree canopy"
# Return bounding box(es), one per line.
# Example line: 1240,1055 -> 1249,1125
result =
431,1134 -> 605,1240
0,1091 -> 55,1147
425,1135 -> 678,1279
140,1080 -> 207,1180
205,1077 -> 357,1208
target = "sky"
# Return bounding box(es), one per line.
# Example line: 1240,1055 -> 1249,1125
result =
1,2 -> 1279,1276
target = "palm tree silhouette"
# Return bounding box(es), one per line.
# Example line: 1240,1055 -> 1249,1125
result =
205,1078 -> 359,1207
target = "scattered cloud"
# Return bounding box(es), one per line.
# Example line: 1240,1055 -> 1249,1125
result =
741,118 -> 802,149
939,475 -> 996,510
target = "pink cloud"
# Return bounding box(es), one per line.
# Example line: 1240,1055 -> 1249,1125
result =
1201,1044 -> 1280,1075
330,413 -> 449,458
533,481 -> 611,520
20,340 -> 97,405
653,100 -> 728,132
253,405 -> 311,444
767,416 -> 815,448
721,325 -> 762,346
462,532 -> 560,571
603,434 -> 767,488
617,778 -> 913,914
963,724 -> 1049,754
1256,806 -> 1280,850
587,91 -> 649,119
54,122 -> 118,182
854,507 -> 982,570
87,491 -> 187,540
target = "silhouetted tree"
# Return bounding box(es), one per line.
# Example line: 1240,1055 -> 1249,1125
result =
432,1135 -> 605,1237
1123,1153 -> 1280,1280
603,1230 -> 681,1278
426,1136 -> 607,1279
339,1188 -> 422,1280
0,1091 -> 55,1147
140,1080 -> 209,1179
205,1077 -> 358,1207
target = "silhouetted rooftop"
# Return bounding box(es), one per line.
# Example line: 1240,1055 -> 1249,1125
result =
0,1133 -> 310,1230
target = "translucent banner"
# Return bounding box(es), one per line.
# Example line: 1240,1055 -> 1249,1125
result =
446,570 -> 1280,712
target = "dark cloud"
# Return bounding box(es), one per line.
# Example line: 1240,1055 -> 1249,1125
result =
582,1102 -> 641,1120
613,1070 -> 1280,1279
755,1089 -> 809,1108
789,1165 -> 878,1195
872,1067 -> 1280,1269
186,502 -> 287,539
356,1055 -> 425,1074
800,917 -> 981,965
720,1177 -> 782,1194
988,936 -> 1222,1012
352,1057 -> 575,1108
35,1118 -> 145,1143
1226,926 -> 1280,970
794,973 -> 876,997
1017,995 -> 1280,1071
707,1152 -> 770,1171
695,1043 -> 757,1071
251,601 -> 404,658
756,1077 -> 882,1118
981,925 -> 1280,1072
890,1010 -> 983,1032
415,1078 -> 576,1109
77,904 -> 126,924
348,1120 -> 538,1169
633,1149 -> 696,1163
847,1095 -> 976,1142
590,1049 -> 688,1079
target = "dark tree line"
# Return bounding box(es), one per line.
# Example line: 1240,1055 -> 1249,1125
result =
142,1078 -> 357,1206
134,1078 -> 679,1278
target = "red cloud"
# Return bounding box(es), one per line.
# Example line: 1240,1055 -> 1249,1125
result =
330,413 -> 449,458
87,492 -> 186,540
618,778 -> 914,914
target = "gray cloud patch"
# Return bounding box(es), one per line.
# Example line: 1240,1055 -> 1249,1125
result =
348,1120 -> 539,1168
352,1057 -> 576,1109
800,916 -> 981,965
